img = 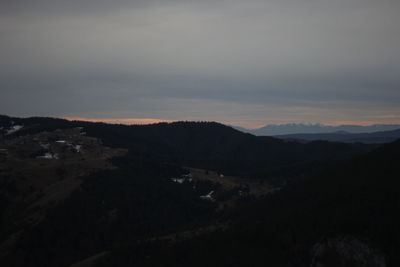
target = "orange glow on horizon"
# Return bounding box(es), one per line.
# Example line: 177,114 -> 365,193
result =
63,117 -> 400,129
64,117 -> 174,125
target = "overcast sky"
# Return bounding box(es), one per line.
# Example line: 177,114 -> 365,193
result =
1,0 -> 399,128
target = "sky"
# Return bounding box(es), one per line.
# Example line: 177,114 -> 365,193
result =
1,0 -> 400,128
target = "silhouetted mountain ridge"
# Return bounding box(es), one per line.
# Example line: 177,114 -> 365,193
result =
1,115 -> 373,181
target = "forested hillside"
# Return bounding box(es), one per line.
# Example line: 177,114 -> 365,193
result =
1,115 -> 373,183
98,140 -> 400,267
1,115 -> 397,267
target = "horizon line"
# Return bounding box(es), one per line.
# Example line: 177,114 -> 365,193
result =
63,117 -> 400,130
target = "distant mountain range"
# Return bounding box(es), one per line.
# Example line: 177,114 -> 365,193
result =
275,128 -> 400,144
233,123 -> 400,137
